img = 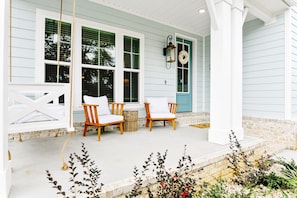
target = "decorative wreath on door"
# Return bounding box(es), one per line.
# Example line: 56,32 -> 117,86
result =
178,50 -> 189,64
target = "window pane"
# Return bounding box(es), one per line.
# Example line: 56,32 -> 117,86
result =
100,31 -> 115,67
60,22 -> 71,62
132,38 -> 139,53
60,42 -> 71,62
44,18 -> 71,62
124,36 -> 131,52
133,54 -> 139,69
124,53 -> 131,68
82,27 -> 98,65
131,72 -> 138,102
123,35 -> 140,102
82,68 -> 99,97
124,35 -> 140,70
184,69 -> 188,92
82,27 -> 115,67
124,72 -> 138,102
45,64 -> 69,83
177,68 -> 182,92
82,68 -> 114,101
45,39 -> 57,61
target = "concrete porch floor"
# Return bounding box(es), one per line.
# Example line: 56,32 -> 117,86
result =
7,125 -> 293,198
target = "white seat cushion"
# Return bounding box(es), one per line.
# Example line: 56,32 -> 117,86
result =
146,97 -> 170,113
150,113 -> 176,119
99,115 -> 124,124
83,95 -> 111,116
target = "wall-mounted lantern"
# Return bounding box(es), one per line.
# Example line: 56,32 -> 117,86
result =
163,35 -> 176,63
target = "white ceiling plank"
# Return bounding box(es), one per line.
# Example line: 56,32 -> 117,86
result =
88,0 -> 296,35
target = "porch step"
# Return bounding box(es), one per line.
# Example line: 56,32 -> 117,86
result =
8,112 -> 210,141
176,112 -> 209,127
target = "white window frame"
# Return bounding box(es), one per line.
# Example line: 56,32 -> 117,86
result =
36,9 -> 144,110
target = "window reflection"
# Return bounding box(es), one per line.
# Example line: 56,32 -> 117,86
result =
82,68 -> 114,101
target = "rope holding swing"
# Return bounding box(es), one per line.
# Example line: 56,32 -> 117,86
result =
56,0 -> 63,83
61,0 -> 76,171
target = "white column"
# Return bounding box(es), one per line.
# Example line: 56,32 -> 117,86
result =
208,0 -> 244,144
208,0 -> 233,144
0,0 -> 11,197
231,0 -> 244,140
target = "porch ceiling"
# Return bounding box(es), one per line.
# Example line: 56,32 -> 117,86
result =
88,0 -> 296,36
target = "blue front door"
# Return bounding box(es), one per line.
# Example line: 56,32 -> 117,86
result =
176,38 -> 192,112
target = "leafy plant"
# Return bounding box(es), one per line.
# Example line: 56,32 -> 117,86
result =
45,136 -> 297,198
125,153 -> 153,198
46,142 -> 103,198
46,170 -> 67,197
276,158 -> 297,189
195,180 -> 229,198
226,130 -> 274,187
127,145 -> 199,198
194,179 -> 254,198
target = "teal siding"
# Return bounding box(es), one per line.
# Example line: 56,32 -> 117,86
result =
243,16 -> 286,119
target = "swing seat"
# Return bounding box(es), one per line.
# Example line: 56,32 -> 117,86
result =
82,95 -> 124,141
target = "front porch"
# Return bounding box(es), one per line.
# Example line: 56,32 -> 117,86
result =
8,124 -> 271,198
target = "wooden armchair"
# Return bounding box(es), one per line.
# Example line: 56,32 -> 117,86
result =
82,95 -> 124,141
144,97 -> 178,131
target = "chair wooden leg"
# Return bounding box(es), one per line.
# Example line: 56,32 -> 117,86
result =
145,118 -> 149,127
97,127 -> 101,141
119,123 -> 123,134
83,124 -> 88,136
163,121 -> 166,127
149,120 -> 153,131
172,120 -> 176,130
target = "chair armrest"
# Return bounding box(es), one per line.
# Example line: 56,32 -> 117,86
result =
109,102 -> 124,115
144,102 -> 151,118
168,102 -> 178,114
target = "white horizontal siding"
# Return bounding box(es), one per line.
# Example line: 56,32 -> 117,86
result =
196,36 -> 205,112
291,6 -> 297,118
202,36 -> 210,112
243,15 -> 286,119
9,1 -> 36,82
12,0 -> 204,112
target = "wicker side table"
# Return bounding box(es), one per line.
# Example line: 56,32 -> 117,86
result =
123,110 -> 138,132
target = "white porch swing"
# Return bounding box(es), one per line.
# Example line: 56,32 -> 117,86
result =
7,0 -> 76,169
8,0 -> 75,135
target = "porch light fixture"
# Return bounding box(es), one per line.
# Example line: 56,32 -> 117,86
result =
163,35 -> 176,63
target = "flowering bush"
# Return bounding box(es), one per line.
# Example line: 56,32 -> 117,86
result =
126,145 -> 200,198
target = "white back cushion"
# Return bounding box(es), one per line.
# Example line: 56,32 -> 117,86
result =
83,95 -> 111,115
146,97 -> 169,113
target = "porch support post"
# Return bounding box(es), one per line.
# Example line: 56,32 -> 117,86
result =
0,0 -> 11,197
231,0 -> 244,140
208,0 -> 244,144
